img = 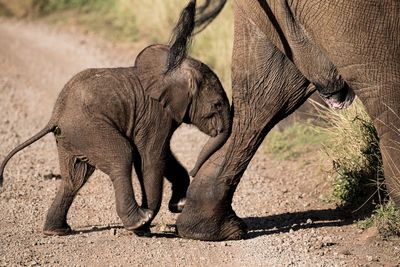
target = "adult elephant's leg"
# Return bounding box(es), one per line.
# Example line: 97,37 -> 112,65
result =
359,86 -> 400,206
380,118 -> 400,206
177,13 -> 313,241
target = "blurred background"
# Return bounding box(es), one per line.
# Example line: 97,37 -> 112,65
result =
0,0 -> 234,97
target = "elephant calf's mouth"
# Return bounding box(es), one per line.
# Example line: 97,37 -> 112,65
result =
209,129 -> 218,137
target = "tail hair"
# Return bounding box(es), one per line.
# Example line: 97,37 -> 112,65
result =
166,0 -> 196,73
194,0 -> 227,34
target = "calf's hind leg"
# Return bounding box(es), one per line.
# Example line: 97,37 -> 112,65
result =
165,149 -> 190,213
43,146 -> 94,236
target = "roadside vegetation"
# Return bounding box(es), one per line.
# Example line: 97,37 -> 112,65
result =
265,99 -> 400,236
319,100 -> 400,237
358,200 -> 400,238
315,99 -> 384,207
2,0 -> 399,237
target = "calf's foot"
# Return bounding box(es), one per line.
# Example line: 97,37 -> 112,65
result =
43,221 -> 72,236
168,197 -> 186,213
123,207 -> 154,231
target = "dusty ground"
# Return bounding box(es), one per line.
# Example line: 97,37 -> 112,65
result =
0,19 -> 399,267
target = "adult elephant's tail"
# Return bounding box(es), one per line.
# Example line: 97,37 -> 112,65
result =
165,0 -> 227,73
195,0 -> 227,33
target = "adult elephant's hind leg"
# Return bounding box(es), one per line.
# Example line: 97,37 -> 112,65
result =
381,133 -> 400,206
368,95 -> 400,207
43,146 -> 94,236
177,11 -> 312,241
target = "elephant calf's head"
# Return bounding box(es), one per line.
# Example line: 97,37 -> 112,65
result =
183,60 -> 230,137
135,44 -> 231,176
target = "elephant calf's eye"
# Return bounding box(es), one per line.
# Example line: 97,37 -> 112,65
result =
204,112 -> 216,119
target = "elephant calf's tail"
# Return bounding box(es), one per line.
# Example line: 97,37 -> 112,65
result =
0,124 -> 55,188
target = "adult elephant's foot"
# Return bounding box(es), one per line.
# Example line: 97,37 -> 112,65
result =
43,222 -> 72,236
176,140 -> 249,241
176,207 -> 247,241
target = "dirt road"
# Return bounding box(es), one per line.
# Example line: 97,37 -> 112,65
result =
0,19 -> 399,267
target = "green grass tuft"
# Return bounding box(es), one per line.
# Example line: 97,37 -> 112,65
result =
358,201 -> 400,237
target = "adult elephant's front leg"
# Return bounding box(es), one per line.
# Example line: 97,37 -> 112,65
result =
176,15 -> 313,241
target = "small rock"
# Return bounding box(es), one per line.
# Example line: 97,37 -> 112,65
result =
366,255 -> 373,262
360,227 -> 379,243
340,249 -> 351,256
43,172 -> 62,180
322,237 -> 335,247
289,228 -> 294,233
110,228 -> 117,236
306,219 -> 313,224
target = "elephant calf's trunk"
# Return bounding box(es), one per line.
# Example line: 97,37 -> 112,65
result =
190,131 -> 229,177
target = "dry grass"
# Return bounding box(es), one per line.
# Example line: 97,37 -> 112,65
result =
312,99 -> 400,236
312,99 -> 384,206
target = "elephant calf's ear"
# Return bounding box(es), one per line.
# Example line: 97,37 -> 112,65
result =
147,79 -> 191,123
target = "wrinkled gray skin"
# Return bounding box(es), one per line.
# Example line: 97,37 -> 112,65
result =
176,0 -> 400,241
0,44 -> 231,235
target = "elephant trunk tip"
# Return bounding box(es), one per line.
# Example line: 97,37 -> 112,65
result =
190,131 -> 229,178
189,167 -> 199,177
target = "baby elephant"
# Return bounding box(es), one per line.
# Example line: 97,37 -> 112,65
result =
0,44 -> 231,235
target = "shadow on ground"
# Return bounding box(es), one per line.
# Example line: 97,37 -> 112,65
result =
73,223 -> 178,238
71,207 -> 371,240
244,207 -> 369,239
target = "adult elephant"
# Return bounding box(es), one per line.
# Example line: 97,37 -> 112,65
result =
176,0 -> 400,241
